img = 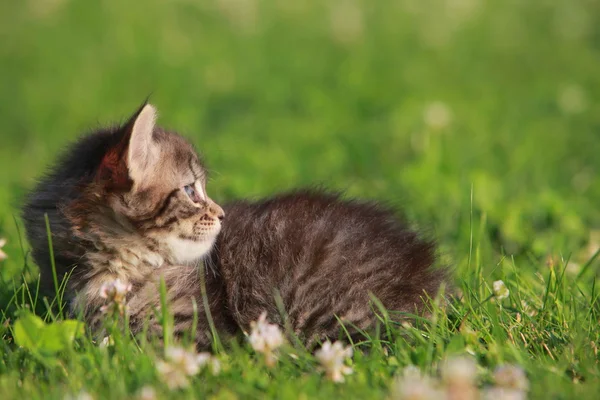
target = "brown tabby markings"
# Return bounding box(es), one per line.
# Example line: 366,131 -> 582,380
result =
210,191 -> 445,345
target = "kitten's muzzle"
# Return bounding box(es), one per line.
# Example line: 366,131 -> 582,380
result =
208,201 -> 225,222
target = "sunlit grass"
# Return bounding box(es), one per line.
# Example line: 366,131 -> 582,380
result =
0,246 -> 598,398
1,0 -> 600,398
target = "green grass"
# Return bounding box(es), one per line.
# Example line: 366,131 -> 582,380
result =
1,0 -> 600,398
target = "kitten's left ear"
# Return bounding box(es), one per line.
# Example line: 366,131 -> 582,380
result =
126,103 -> 159,185
97,103 -> 160,190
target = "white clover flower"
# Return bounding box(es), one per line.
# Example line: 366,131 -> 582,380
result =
165,347 -> 203,376
492,280 -> 510,301
441,357 -> 479,400
216,0 -> 258,33
587,230 -> 600,259
446,0 -> 481,22
557,84 -> 587,114
330,0 -> 364,45
99,335 -> 114,348
483,387 -> 526,400
0,238 -> 7,261
424,101 -> 452,130
248,311 -> 285,367
442,356 -> 478,400
99,278 -> 131,301
99,278 -> 132,315
156,346 -> 219,390
156,360 -> 190,390
137,386 -> 157,400
441,356 -> 477,386
65,392 -> 94,400
391,365 -> 442,400
196,352 -> 221,375
315,340 -> 353,383
493,365 -> 529,391
566,261 -> 581,275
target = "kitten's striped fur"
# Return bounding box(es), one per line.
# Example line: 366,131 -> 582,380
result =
211,191 -> 445,345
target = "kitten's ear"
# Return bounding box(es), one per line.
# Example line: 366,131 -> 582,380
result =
126,103 -> 159,184
97,103 -> 159,190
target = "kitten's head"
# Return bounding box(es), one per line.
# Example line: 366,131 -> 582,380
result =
76,104 -> 224,264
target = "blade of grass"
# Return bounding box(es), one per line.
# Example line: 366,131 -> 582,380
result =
44,213 -> 63,319
198,262 -> 222,353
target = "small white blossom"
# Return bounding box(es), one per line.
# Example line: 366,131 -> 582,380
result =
99,278 -> 131,301
587,230 -> 600,259
248,312 -> 285,367
99,335 -> 114,348
217,0 -> 258,33
442,356 -> 478,400
391,365 -> 442,400
165,347 -> 207,375
99,278 -> 132,315
65,392 -> 94,400
156,361 -> 189,390
330,0 -> 364,45
137,386 -> 157,400
493,365 -> 529,391
483,387 -> 526,400
441,356 -> 477,386
566,261 -> 581,275
446,0 -> 481,22
0,238 -> 7,261
156,346 -> 220,390
557,84 -> 587,114
424,101 -> 452,130
196,352 -> 221,375
493,280 -> 510,301
315,340 -> 353,383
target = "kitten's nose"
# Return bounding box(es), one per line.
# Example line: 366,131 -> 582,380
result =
210,202 -> 225,221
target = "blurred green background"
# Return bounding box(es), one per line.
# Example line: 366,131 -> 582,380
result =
0,0 -> 599,280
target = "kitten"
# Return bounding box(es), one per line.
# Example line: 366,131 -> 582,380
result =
210,190 -> 445,345
23,103 -> 447,349
22,104 -> 237,347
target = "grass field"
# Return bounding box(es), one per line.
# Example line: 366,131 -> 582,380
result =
1,0 -> 600,398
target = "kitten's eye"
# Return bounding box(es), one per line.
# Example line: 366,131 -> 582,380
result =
184,184 -> 200,203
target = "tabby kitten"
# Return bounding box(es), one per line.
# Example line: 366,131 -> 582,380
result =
210,190 -> 445,345
23,103 -> 446,349
22,104 -> 236,347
